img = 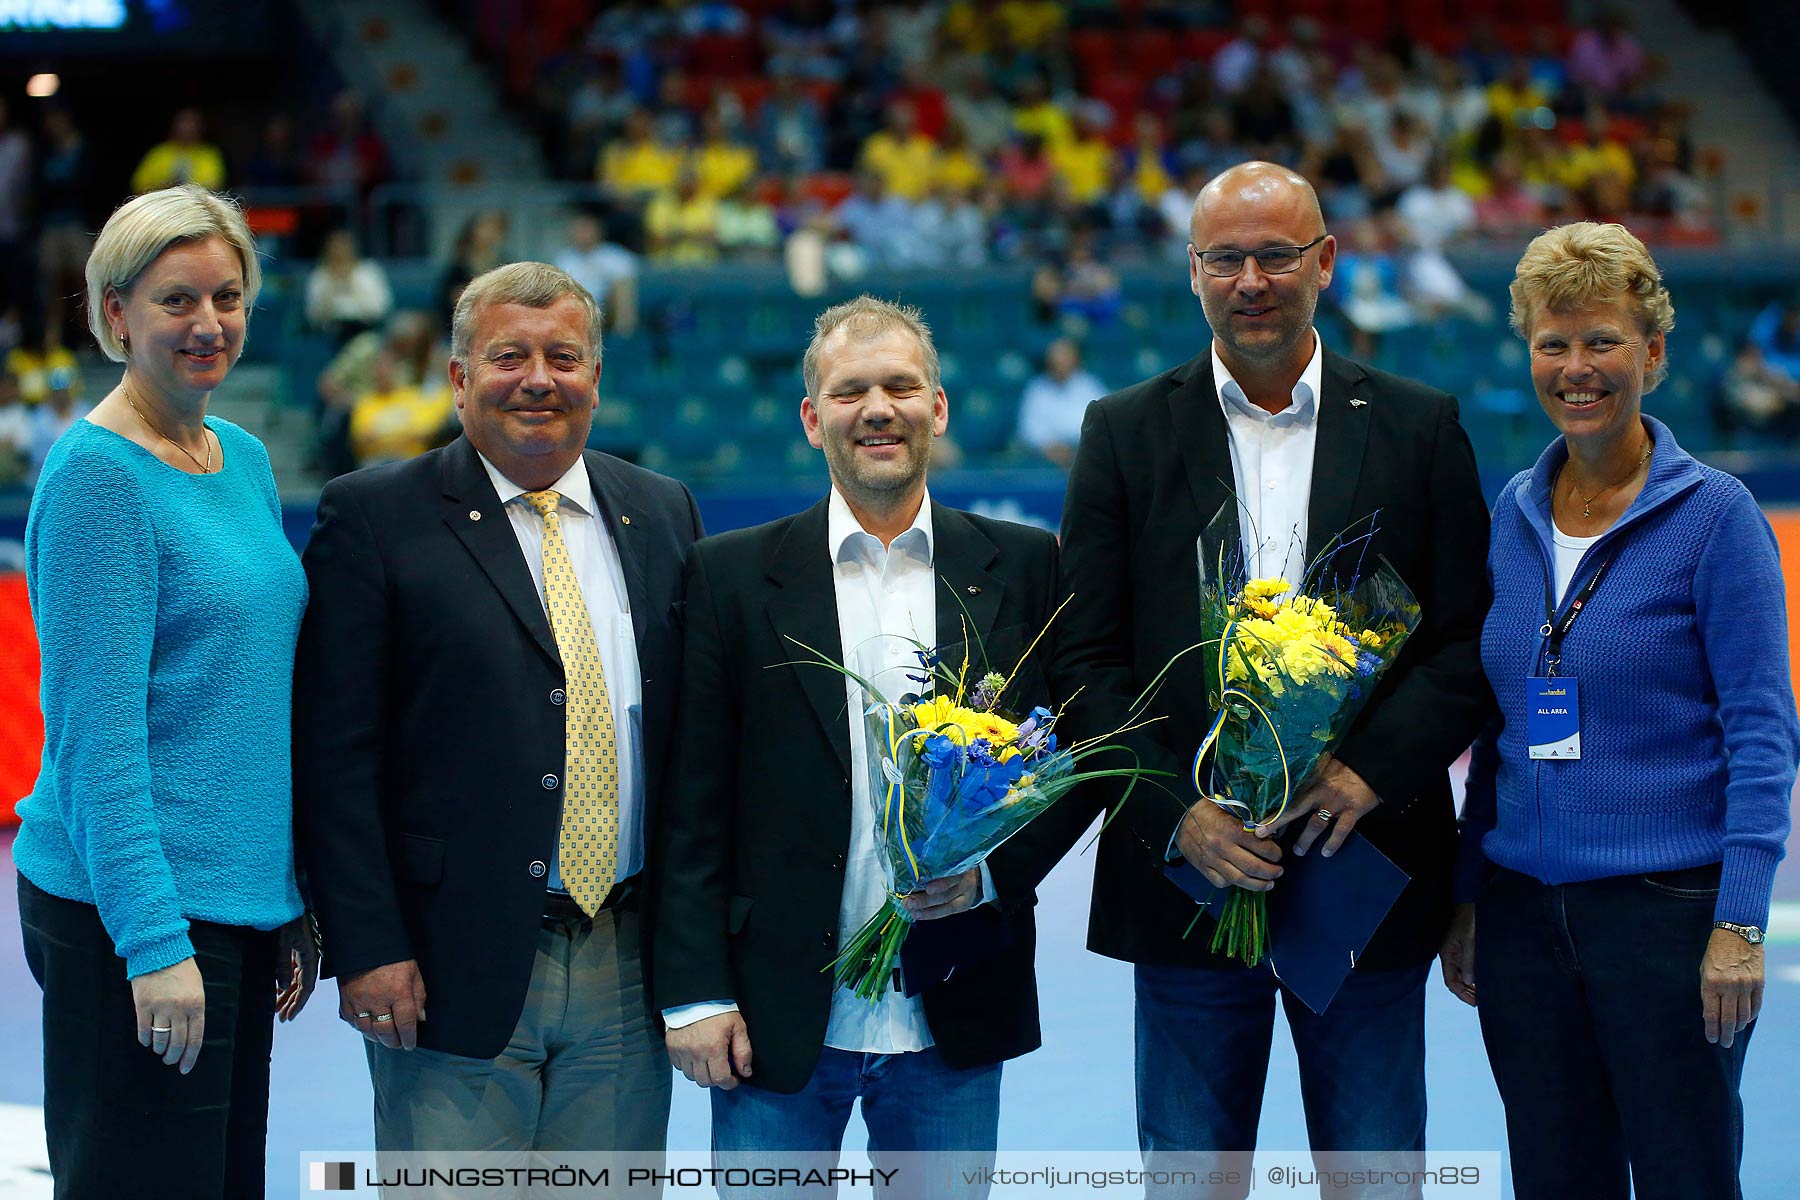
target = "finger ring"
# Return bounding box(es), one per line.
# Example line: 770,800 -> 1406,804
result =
355,1011 -> 373,1019
151,1024 -> 172,1033
373,1013 -> 394,1023
1314,808 -> 1333,821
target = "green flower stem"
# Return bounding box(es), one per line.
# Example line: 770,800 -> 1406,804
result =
827,897 -> 917,1001
1209,888 -> 1269,966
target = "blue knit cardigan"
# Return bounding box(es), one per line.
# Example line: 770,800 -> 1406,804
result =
1455,417 -> 1797,928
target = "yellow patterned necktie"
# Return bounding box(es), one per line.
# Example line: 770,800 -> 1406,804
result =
523,489 -> 619,917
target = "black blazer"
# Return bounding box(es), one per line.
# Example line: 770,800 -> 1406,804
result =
293,435 -> 704,1059
1060,344 -> 1494,970
650,499 -> 1071,1095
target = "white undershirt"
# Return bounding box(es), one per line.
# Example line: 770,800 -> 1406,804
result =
1551,523 -> 1604,605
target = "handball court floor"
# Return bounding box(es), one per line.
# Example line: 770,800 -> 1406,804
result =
1,784 -> 1797,1199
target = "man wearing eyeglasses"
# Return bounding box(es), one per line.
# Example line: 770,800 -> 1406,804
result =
1056,161 -> 1492,1196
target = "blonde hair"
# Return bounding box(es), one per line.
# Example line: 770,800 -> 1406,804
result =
450,261 -> 604,366
1510,221 -> 1676,388
802,295 -> 941,398
85,185 -> 262,363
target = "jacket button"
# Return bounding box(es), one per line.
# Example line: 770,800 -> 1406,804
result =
541,774 -> 559,790
832,853 -> 845,869
528,860 -> 547,879
550,688 -> 566,705
822,929 -> 835,946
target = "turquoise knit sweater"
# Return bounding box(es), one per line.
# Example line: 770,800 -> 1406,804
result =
15,417 -> 307,977
1456,418 -> 1798,928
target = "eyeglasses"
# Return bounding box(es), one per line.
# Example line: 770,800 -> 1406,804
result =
1195,235 -> 1329,278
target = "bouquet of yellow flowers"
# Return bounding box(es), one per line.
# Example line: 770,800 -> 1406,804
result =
802,608 -> 1158,1001
1193,536 -> 1421,965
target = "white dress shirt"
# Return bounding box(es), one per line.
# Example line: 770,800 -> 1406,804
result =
823,486 -> 938,1052
1212,332 -> 1325,589
477,452 -> 645,886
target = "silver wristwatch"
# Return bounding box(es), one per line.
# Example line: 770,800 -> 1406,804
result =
1713,921 -> 1765,945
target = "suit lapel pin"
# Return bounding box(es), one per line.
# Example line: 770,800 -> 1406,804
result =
1349,397 -> 1367,408
621,515 -> 632,525
967,585 -> 981,595
469,510 -> 482,520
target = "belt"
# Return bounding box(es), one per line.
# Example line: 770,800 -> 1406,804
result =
542,877 -> 637,923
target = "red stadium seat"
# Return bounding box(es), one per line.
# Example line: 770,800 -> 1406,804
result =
685,32 -> 761,77
1124,30 -> 1181,80
798,172 -> 856,208
1182,29 -> 1233,63
1072,30 -> 1120,82
1337,0 -> 1396,40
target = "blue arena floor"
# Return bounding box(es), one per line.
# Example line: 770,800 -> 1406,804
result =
2,816 -> 1796,1198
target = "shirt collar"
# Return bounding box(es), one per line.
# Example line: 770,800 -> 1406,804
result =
478,451 -> 596,517
1211,329 -> 1323,422
827,486 -> 934,564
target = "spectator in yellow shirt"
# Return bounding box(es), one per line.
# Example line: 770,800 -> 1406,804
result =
1012,75 -> 1072,149
130,108 -> 226,195
691,107 -> 758,199
599,108 -> 683,200
859,101 -> 939,201
996,0 -> 1066,53
647,172 -> 722,264
1559,111 -> 1637,192
1050,110 -> 1114,205
933,120 -> 988,194
1486,58 -> 1553,132
348,354 -> 455,467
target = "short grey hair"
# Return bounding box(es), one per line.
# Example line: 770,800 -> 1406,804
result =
450,261 -> 604,365
85,184 -> 262,363
802,295 -> 941,399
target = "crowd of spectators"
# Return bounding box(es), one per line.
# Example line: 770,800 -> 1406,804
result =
522,0 -> 1716,285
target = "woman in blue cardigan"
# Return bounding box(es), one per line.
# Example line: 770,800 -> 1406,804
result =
1440,221 -> 1798,1200
15,185 -> 319,1198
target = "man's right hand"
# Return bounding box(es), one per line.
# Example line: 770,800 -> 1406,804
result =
339,960 -> 428,1051
666,1011 -> 753,1090
1175,800 -> 1283,891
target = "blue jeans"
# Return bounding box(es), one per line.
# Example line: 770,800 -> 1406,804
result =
711,1045 -> 1001,1199
1475,865 -> 1750,1200
1134,960 -> 1429,1199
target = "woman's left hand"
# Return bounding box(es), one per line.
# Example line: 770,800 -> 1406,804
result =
276,913 -> 322,1022
1701,928 -> 1763,1049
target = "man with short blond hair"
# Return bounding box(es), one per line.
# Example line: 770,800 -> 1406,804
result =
653,295 -> 1077,1195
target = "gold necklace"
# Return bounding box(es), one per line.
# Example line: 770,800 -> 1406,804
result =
125,381 -> 213,474
1566,439 -> 1650,519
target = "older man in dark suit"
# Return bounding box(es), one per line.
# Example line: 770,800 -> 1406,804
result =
652,296 -> 1072,1196
294,262 -> 703,1151
1060,162 -> 1492,1195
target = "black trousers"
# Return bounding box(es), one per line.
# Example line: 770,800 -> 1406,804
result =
1474,864 -> 1751,1200
19,872 -> 279,1200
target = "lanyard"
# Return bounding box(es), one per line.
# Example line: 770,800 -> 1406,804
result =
1539,548 -> 1617,678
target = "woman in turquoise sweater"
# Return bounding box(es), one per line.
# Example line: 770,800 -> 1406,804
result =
1441,223 -> 1799,1200
16,184 -> 319,1199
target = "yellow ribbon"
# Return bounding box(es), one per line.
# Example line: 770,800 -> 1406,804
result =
881,706 -> 924,885
1191,618 -> 1292,830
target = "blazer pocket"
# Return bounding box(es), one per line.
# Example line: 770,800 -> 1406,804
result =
727,894 -> 755,934
395,833 -> 445,886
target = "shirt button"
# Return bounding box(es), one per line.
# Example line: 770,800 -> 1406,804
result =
541,774 -> 559,790
550,688 -> 566,705
528,860 -> 547,879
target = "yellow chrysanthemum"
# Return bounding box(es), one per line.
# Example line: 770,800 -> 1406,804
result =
1238,577 -> 1292,619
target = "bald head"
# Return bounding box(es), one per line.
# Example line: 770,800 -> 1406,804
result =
1186,161 -> 1335,386
1190,161 -> 1324,245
